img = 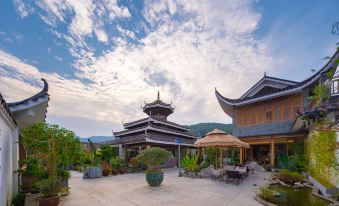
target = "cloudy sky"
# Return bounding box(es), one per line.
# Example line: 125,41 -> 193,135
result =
0,0 -> 338,137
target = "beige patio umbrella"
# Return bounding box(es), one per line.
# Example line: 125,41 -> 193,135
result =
194,129 -> 249,167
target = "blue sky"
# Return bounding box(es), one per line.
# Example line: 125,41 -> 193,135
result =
0,0 -> 338,137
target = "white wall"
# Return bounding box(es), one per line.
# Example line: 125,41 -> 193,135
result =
336,130 -> 339,188
0,115 -> 18,206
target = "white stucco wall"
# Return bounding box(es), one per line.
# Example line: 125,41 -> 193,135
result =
336,130 -> 339,188
0,115 -> 18,206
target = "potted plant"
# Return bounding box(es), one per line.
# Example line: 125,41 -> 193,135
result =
102,161 -> 111,176
110,157 -> 120,175
119,159 -> 126,174
37,178 -> 62,206
85,140 -> 102,178
128,158 -> 139,173
20,156 -> 40,192
136,147 -> 171,186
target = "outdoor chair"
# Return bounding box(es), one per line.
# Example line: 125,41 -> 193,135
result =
245,162 -> 255,174
211,168 -> 223,181
225,170 -> 243,185
198,165 -> 213,178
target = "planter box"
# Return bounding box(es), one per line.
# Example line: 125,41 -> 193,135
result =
308,175 -> 335,197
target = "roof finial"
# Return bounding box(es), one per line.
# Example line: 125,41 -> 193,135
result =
157,90 -> 160,100
264,72 -> 266,77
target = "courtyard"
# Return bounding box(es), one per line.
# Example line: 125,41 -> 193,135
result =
60,169 -> 270,206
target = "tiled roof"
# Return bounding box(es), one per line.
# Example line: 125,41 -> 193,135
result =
114,124 -> 198,138
8,79 -> 49,108
109,133 -> 196,145
123,116 -> 190,130
0,92 -> 17,125
216,50 -> 339,105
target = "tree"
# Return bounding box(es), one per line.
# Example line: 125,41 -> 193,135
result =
99,144 -> 114,162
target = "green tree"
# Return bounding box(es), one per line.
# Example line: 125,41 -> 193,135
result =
136,147 -> 171,172
99,144 -> 114,162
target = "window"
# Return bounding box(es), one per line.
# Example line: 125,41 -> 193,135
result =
332,80 -> 339,95
265,111 -> 273,123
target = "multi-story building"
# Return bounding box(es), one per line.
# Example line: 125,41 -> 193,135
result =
215,50 -> 339,167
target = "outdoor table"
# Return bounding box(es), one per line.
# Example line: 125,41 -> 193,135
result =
235,166 -> 248,177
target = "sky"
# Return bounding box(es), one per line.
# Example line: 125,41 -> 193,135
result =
0,0 -> 338,137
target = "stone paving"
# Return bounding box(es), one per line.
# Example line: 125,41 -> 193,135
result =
60,169 -> 270,206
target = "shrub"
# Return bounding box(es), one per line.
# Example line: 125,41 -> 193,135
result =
258,186 -> 274,202
57,169 -> 70,180
36,178 -> 62,198
181,152 -> 200,173
276,170 -> 305,185
12,192 -> 26,206
99,144 -> 114,162
136,147 -> 171,172
110,156 -> 123,170
102,161 -> 112,175
129,158 -> 138,168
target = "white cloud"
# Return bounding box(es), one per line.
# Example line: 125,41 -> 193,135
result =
14,0 -> 30,17
15,0 -> 130,47
3,0 -> 276,136
95,29 -> 108,43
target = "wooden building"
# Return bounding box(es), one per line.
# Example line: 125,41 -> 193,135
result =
110,92 -> 198,167
215,50 -> 339,167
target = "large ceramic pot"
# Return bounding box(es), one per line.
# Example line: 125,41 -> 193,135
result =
146,171 -> 164,187
39,196 -> 60,206
94,167 -> 102,178
88,166 -> 96,178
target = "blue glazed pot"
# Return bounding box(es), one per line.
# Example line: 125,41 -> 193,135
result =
89,166 -> 96,178
95,167 -> 102,178
146,171 -> 164,187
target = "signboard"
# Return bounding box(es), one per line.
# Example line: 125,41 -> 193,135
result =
175,138 -> 184,145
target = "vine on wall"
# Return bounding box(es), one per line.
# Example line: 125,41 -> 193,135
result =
306,121 -> 338,188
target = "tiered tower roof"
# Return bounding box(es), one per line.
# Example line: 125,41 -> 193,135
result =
142,91 -> 174,120
112,91 -> 198,145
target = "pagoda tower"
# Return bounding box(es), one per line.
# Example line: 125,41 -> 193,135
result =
110,91 -> 198,167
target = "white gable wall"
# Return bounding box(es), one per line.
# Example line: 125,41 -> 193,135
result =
0,109 -> 18,206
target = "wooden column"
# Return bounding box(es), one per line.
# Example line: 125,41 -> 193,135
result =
240,148 -> 244,164
220,147 -> 223,167
270,139 -> 275,167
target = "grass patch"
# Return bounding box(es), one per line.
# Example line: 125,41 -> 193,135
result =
276,169 -> 305,185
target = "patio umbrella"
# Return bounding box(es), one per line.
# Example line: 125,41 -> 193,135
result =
194,129 -> 249,149
194,129 -> 249,167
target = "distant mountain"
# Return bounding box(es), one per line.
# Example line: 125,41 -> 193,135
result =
78,136 -> 115,143
189,123 -> 233,137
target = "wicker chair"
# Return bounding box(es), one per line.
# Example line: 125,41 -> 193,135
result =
198,165 -> 213,178
211,168 -> 223,181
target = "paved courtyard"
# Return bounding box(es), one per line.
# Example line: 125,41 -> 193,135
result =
60,169 -> 269,206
